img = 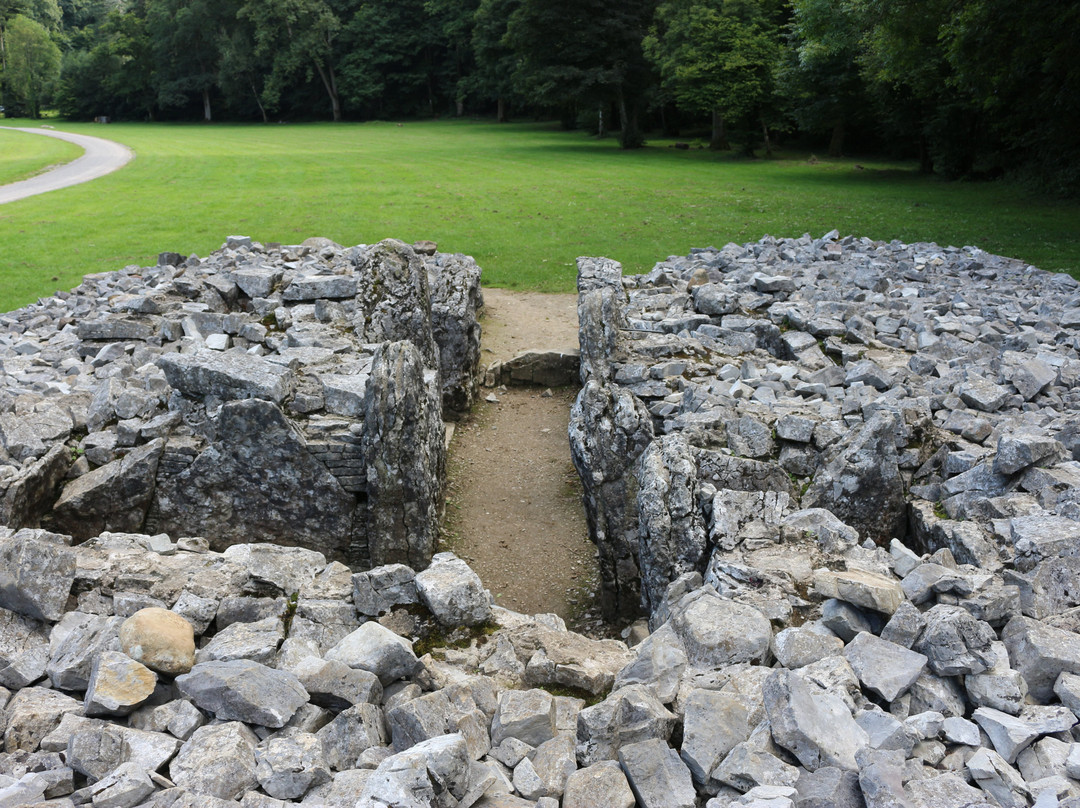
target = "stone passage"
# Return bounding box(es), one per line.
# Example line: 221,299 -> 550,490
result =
570,234 -> 1080,619
0,236 -> 482,568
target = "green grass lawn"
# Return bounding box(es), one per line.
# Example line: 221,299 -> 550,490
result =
0,127 -> 82,187
1,117 -> 1078,313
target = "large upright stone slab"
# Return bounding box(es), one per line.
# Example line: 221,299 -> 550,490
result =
147,398 -> 357,560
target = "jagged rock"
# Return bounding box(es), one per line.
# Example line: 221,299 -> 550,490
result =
914,604 -> 997,676
0,607 -> 50,689
1002,616 -> 1080,701
119,607 -> 195,676
147,399 -> 358,561
356,733 -> 470,808
966,641 -> 1029,715
0,533 -> 76,622
293,657 -> 382,711
83,651 -> 156,717
254,733 -> 331,800
47,612 -> 124,690
157,350 -> 294,403
2,687 -> 81,752
523,628 -> 633,696
576,685 -> 677,768
763,669 -> 869,771
562,760 -> 635,808
169,722 -> 259,801
794,767 -> 864,808
415,552 -> 492,627
844,632 -> 927,701
174,659 -> 308,728
196,616 -> 284,664
967,747 -> 1030,807
815,569 -> 905,615
780,509 -> 859,553
972,707 -> 1042,764
325,621 -> 423,685
618,738 -> 697,808
669,588 -> 772,668
680,689 -> 753,787
772,626 -> 844,669
316,703 -> 388,771
491,689 -> 556,748
801,412 -> 908,544
612,623 -> 687,702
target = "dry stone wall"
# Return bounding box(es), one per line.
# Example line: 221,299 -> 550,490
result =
0,236 -> 483,568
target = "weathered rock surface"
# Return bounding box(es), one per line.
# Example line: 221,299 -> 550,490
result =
0,236 -> 482,569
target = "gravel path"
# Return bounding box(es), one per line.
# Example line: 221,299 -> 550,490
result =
0,126 -> 133,204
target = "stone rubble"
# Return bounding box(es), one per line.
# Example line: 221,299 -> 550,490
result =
0,236 -> 483,569
0,232 -> 1079,806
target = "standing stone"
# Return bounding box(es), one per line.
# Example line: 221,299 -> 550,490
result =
569,380 -> 654,620
119,607 -> 196,676
147,399 -> 357,561
0,533 -> 76,622
635,435 -> 708,612
363,340 -> 445,570
618,738 -> 696,808
763,669 -> 869,771
802,412 -> 908,543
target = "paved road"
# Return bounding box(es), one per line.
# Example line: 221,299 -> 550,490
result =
0,126 -> 133,205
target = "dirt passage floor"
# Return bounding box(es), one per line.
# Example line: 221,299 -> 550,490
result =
442,288 -> 606,633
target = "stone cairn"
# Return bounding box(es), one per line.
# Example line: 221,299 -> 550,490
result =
0,232 -> 1078,808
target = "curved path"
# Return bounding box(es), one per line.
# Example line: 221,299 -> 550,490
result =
0,126 -> 133,205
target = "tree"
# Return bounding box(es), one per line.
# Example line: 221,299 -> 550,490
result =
468,0 -> 519,120
644,0 -> 785,153
505,0 -> 656,148
147,0 -> 232,120
778,0 -> 866,156
4,13 -> 60,116
240,0 -> 350,121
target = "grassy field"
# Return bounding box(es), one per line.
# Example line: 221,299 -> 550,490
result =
1,118 -> 1078,312
0,128 -> 82,187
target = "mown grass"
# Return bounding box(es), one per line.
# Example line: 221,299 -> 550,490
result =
1,118 -> 1078,313
0,128 -> 82,187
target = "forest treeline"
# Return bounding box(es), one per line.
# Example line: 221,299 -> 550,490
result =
1,0 -> 1078,195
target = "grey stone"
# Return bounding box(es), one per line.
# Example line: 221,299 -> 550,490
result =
169,722 -> 259,801
255,733 -> 331,800
680,689 -> 752,786
856,709 -> 915,754
795,766 -> 864,808
714,739 -> 800,794
315,703 -> 387,771
0,534 -> 76,622
973,707 -> 1041,763
618,738 -> 696,808
575,685 -> 677,767
815,569 -> 905,615
325,621 -> 423,685
415,552 -> 492,627
966,641 -> 1029,715
356,732 -> 470,808
856,747 -> 910,808
87,761 -> 155,808
352,564 -> 419,617
780,508 -> 859,553
1010,515 -> 1080,572
613,623 -> 687,703
196,616 -> 284,665
1002,616 -> 1080,701
914,604 -> 997,676
844,632 -> 927,701
879,601 -> 927,649
958,377 -> 1011,413
51,440 -> 164,541
562,760 -> 635,808
763,669 -> 869,771
670,588 -> 772,668
157,349 -> 294,403
1054,671 -> 1080,716
2,687 -> 81,752
1011,359 -> 1057,401
995,430 -> 1063,475
801,412 -> 908,544
174,659 -> 308,728
821,598 -> 880,642
772,626 -> 844,669
967,747 -> 1030,808
491,689 -> 556,748
294,657 -> 382,711
46,612 -> 123,691
0,608 -> 50,690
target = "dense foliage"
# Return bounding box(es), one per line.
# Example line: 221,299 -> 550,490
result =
0,0 -> 1077,193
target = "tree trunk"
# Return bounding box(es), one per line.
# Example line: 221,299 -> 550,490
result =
455,98 -> 464,117
202,88 -> 212,122
496,97 -> 506,122
710,110 -> 729,150
314,59 -> 341,122
251,80 -> 268,123
761,117 -> 773,157
919,133 -> 932,174
828,118 -> 844,157
617,89 -> 643,149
